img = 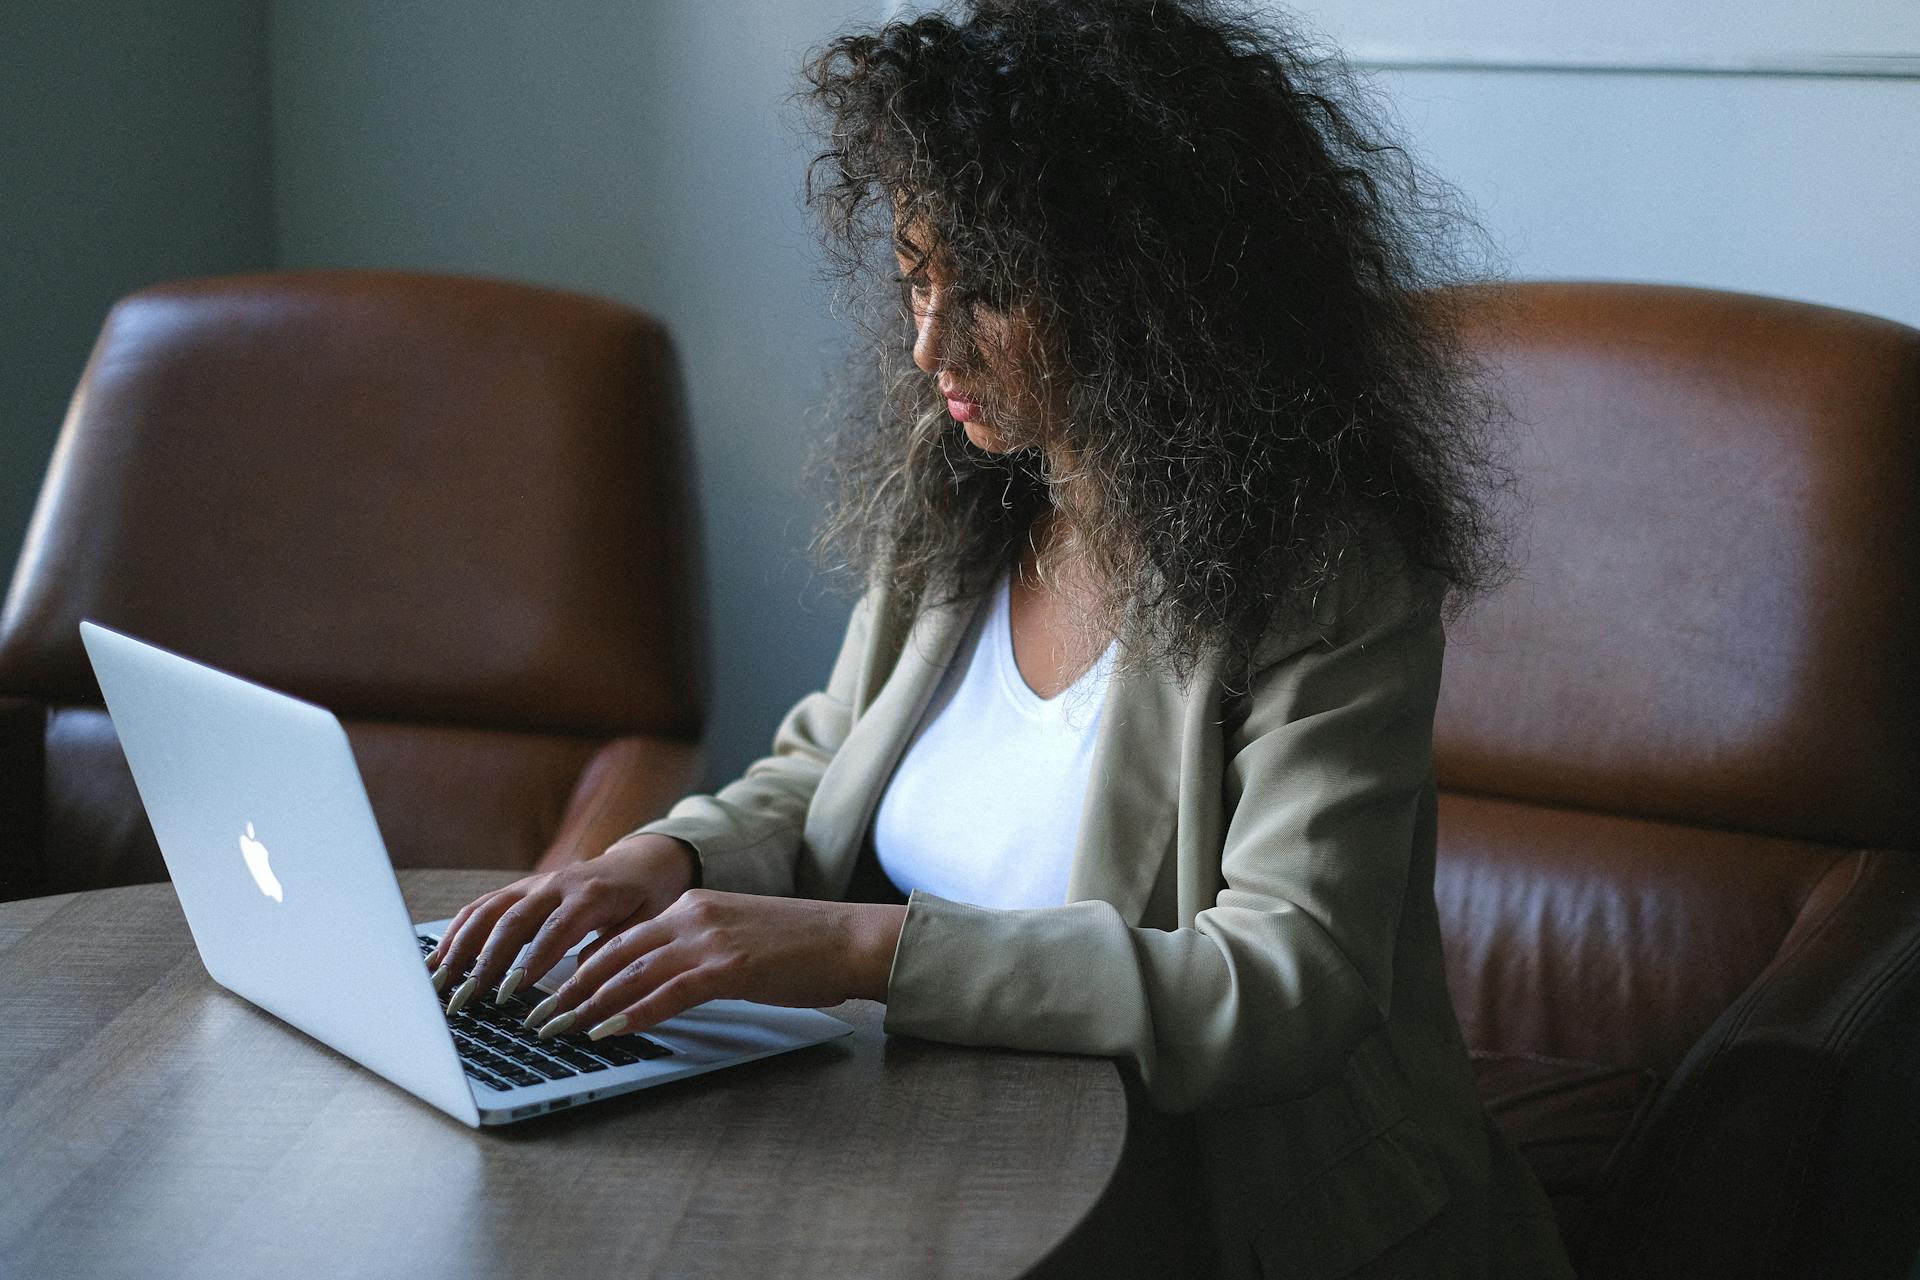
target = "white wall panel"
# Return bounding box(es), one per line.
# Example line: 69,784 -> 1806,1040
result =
1290,0 -> 1920,73
1376,67 -> 1920,327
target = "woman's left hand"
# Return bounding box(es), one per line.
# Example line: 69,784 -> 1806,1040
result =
524,889 -> 908,1041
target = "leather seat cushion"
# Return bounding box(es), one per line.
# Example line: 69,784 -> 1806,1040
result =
1472,1050 -> 1660,1251
1436,790 -> 1848,1074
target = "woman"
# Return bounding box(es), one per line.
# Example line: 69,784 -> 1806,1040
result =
427,1 -> 1572,1275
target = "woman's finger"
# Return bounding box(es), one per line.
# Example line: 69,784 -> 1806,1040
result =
522,915 -> 674,1032
464,890 -> 564,1005
424,870 -> 541,972
425,890 -> 500,980
563,914 -> 675,1002
510,896 -> 632,1002
572,905 -> 647,972
589,966 -> 722,1040
540,940 -> 705,1040
574,932 -> 612,969
425,894 -> 491,973
434,889 -> 526,1010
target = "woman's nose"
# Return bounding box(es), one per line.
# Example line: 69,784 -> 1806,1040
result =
911,288 -> 950,375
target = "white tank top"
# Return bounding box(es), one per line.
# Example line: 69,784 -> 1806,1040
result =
872,567 -> 1117,909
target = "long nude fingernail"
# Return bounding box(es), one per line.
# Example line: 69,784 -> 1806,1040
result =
430,963 -> 452,994
445,976 -> 478,1016
523,994 -> 560,1029
494,968 -> 526,1004
535,1011 -> 577,1039
587,1014 -> 629,1041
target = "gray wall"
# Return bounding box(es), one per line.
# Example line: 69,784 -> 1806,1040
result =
0,0 -> 275,588
272,1 -> 880,792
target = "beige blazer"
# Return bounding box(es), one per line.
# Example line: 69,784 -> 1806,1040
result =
635,564 -> 1573,1280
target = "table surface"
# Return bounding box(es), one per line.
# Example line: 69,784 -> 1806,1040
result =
0,870 -> 1137,1280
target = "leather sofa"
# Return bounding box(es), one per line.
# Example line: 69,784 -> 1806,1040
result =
1434,283 -> 1920,1278
0,270 -> 708,901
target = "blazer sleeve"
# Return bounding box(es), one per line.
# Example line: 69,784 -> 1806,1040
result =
624,590 -> 880,898
882,576 -> 1445,1115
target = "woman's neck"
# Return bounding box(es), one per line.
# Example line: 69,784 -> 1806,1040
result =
1007,505 -> 1113,697
1016,506 -> 1097,604
1016,506 -> 1062,583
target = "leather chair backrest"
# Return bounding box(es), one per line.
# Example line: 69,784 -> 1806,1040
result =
1435,283 -> 1919,851
0,271 -> 707,893
1435,281 -> 1920,1068
1426,283 -> 1920,1271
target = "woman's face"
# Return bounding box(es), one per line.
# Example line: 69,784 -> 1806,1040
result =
895,231 -> 1064,456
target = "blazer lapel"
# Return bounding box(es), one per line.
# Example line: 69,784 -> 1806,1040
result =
797,592 -> 977,901
1066,651 -> 1190,925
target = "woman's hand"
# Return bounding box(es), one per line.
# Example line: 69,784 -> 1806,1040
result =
520,891 -> 908,1041
422,831 -> 909,1038
424,832 -> 699,1014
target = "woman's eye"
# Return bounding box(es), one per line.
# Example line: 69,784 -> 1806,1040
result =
895,274 -> 994,328
896,277 -> 936,320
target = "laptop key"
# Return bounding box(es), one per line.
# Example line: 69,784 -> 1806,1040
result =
500,1037 -> 591,1074
577,1040 -> 635,1065
573,1033 -> 672,1064
472,1001 -> 529,1025
494,1022 -> 588,1058
451,994 -> 673,1073
545,1043 -> 606,1070
455,1043 -> 532,1084
581,1039 -> 640,1065
601,1036 -> 673,1063
512,1054 -> 575,1082
464,1065 -> 511,1091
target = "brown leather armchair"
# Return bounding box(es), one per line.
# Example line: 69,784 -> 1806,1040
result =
1435,284 -> 1920,1278
0,270 -> 708,902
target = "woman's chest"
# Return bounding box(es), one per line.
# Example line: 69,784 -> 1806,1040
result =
1005,569 -> 1112,699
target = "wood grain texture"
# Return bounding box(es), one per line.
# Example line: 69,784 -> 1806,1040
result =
0,871 -> 1131,1280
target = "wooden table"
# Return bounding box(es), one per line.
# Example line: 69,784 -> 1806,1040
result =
0,870 -> 1206,1280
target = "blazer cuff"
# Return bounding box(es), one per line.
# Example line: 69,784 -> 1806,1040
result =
881,890 -> 1158,1054
630,809 -> 800,898
879,887 -> 1388,1114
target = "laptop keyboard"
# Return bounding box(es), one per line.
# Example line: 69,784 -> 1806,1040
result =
418,935 -> 673,1092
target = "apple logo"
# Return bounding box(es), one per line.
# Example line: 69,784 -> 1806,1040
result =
239,822 -> 284,902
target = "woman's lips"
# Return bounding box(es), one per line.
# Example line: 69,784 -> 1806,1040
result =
946,395 -> 981,422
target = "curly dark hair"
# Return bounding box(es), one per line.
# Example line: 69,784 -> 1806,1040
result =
800,0 -> 1512,686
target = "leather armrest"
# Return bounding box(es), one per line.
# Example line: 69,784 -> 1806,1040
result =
0,697 -> 46,901
532,735 -> 704,873
1579,848 -> 1920,1279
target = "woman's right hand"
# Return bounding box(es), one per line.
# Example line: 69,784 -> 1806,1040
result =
423,833 -> 699,1014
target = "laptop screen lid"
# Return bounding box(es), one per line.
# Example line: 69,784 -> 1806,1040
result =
78,621 -> 480,1127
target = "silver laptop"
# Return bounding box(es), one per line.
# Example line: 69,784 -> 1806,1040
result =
79,620 -> 852,1127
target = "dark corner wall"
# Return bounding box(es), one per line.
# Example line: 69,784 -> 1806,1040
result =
0,0 -> 277,575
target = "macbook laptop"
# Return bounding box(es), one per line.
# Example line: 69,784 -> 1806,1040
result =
78,620 -> 852,1127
